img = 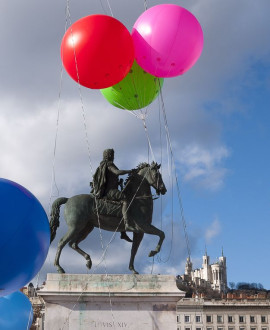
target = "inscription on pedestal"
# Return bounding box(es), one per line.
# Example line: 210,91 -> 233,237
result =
92,321 -> 137,328
71,315 -> 151,329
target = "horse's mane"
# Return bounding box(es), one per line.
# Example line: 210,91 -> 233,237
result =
124,162 -> 149,187
137,162 -> 149,170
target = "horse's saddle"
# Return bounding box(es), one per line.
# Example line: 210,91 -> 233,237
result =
91,195 -> 122,218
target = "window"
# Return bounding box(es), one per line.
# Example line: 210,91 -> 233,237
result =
196,316 -> 201,323
206,328 -> 212,330
250,316 -> 256,323
228,315 -> 233,323
185,328 -> 191,330
228,327 -> 234,330
177,316 -> 180,323
184,315 -> 190,323
262,328 -> 268,330
217,327 -> 223,330
250,328 -> 257,330
239,316 -> 245,323
261,316 -> 267,323
206,315 -> 212,323
196,328 -> 202,330
239,327 -> 245,330
217,315 -> 223,323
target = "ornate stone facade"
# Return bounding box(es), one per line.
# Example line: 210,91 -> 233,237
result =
176,297 -> 270,330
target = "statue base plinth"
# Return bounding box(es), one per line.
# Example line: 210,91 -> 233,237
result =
38,273 -> 184,330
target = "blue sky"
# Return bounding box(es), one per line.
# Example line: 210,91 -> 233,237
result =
181,59 -> 270,287
0,1 -> 270,289
211,61 -> 270,286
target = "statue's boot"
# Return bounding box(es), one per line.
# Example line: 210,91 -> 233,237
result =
120,232 -> 133,242
122,201 -> 138,233
124,216 -> 139,232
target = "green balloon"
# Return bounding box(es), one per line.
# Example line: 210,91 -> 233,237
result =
101,61 -> 164,110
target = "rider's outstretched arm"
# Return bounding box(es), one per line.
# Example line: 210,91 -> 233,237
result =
108,164 -> 131,176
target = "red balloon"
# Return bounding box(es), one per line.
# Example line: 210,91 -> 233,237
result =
61,15 -> 134,89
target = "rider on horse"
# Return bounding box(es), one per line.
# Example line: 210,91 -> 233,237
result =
91,148 -> 137,241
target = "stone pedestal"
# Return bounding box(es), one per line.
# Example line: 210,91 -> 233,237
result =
38,273 -> 184,330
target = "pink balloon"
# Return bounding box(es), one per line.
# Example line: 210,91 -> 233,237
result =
131,4 -> 204,77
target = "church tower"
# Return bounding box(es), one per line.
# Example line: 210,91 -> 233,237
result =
210,248 -> 228,292
218,247 -> 227,292
202,248 -> 211,281
185,256 -> 193,276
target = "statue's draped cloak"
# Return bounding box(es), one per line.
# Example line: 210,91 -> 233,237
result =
92,160 -> 112,198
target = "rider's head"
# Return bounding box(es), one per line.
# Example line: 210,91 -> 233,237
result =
103,148 -> 114,161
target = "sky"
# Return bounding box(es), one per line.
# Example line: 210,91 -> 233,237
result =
1,1 -> 270,290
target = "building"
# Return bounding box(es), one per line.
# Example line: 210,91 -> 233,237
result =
177,297 -> 270,330
21,283 -> 44,330
179,250 -> 227,293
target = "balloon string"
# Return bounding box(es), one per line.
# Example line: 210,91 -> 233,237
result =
98,0 -> 114,16
98,0 -> 109,15
158,95 -> 163,229
28,4 -> 69,320
158,90 -> 174,263
142,118 -> 156,162
106,0 -> 114,17
48,0 -> 71,214
31,2 -> 70,316
144,0 -> 148,11
158,85 -> 191,260
101,65 -> 163,165
103,80 -> 157,162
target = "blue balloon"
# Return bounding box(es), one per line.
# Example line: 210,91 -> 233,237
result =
0,291 -> 33,329
0,178 -> 50,296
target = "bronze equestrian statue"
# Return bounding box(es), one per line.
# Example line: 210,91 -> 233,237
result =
50,149 -> 167,274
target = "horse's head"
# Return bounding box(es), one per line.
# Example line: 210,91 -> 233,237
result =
137,162 -> 167,195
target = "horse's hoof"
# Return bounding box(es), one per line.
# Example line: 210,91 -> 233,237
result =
129,266 -> 139,275
148,250 -> 157,257
57,267 -> 65,274
86,260 -> 92,269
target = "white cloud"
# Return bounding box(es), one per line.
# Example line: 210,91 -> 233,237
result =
205,218 -> 222,243
143,263 -> 179,276
177,144 -> 230,190
0,97 -> 148,206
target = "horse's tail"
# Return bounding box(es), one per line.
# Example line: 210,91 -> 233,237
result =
50,197 -> 68,244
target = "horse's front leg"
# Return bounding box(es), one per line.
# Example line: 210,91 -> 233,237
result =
138,223 -> 165,257
129,232 -> 144,274
148,228 -> 165,257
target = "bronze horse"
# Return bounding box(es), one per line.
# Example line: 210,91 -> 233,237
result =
50,162 -> 167,274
